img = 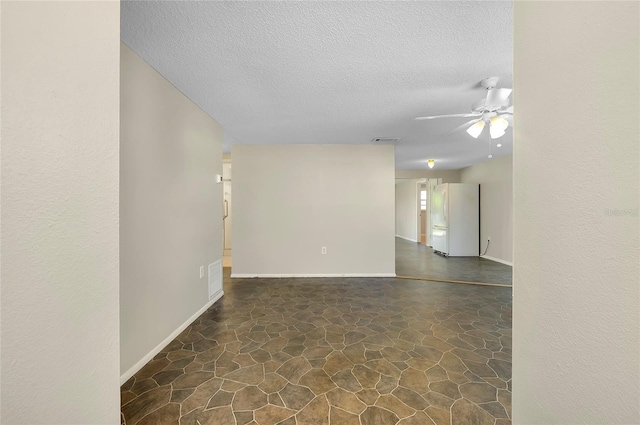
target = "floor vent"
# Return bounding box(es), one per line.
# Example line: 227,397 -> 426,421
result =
208,260 -> 222,300
371,137 -> 401,143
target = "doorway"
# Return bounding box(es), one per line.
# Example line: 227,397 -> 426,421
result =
222,160 -> 232,268
419,184 -> 427,245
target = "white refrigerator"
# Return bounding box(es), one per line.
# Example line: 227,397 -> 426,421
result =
431,183 -> 479,256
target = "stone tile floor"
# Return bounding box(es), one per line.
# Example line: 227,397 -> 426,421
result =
395,238 -> 513,286
121,271 -> 512,425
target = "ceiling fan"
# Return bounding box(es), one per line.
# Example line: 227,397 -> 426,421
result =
415,77 -> 513,139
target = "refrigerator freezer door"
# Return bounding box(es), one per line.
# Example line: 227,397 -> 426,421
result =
431,184 -> 448,228
431,225 -> 448,254
447,184 -> 480,256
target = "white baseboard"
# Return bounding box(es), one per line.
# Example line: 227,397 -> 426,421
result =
231,273 -> 396,278
481,255 -> 513,266
120,289 -> 224,385
395,235 -> 418,242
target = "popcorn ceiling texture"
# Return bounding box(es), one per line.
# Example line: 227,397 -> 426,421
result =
121,1 -> 513,170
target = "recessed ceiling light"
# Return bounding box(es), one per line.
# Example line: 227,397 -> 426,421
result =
427,159 -> 435,169
497,143 -> 502,148
488,154 -> 493,159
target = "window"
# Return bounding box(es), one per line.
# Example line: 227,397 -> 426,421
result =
420,190 -> 427,211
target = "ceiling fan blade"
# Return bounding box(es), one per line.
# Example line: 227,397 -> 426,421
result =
443,119 -> 481,136
485,88 -> 512,107
415,113 -> 481,120
504,105 -> 513,114
500,114 -> 513,126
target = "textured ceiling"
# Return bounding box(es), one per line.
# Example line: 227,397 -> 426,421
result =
122,1 -> 513,170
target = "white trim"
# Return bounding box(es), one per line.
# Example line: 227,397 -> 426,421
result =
120,289 -> 224,385
230,273 -> 396,278
395,235 -> 418,243
481,255 -> 513,266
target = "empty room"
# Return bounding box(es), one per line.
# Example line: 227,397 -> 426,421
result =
1,2 -> 638,425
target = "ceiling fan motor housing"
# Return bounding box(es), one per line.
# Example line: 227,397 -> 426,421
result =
480,77 -> 500,89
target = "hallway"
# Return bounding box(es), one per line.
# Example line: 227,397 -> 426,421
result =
121,271 -> 512,425
396,238 -> 512,286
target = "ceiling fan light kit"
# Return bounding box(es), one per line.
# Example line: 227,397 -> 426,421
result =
490,127 -> 505,139
466,120 -> 486,138
465,114 -> 509,139
489,115 -> 509,139
490,115 -> 509,132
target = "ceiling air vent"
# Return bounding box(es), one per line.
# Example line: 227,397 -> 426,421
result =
371,137 -> 401,143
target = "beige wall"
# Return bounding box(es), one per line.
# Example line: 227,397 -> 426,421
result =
514,2 -> 639,424
1,2 -> 120,423
460,156 -> 513,264
232,144 -> 395,276
120,44 -> 224,378
395,169 -> 461,183
395,179 -> 420,241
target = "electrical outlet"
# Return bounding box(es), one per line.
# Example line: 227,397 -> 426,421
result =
321,247 -> 327,255
199,266 -> 205,279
